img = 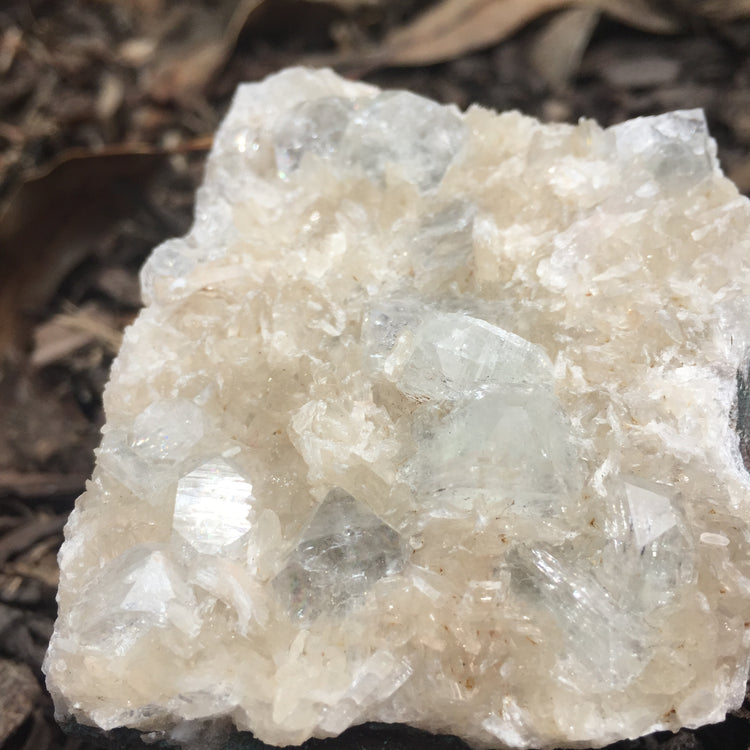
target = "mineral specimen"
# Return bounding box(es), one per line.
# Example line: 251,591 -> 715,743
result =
44,67 -> 750,749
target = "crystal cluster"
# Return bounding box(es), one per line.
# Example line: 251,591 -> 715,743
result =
45,68 -> 750,749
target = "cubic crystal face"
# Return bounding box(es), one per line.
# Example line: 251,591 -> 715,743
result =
44,68 -> 750,750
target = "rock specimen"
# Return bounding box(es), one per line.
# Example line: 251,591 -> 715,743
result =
44,68 -> 750,749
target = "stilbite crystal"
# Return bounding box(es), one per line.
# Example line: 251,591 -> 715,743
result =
45,68 -> 750,749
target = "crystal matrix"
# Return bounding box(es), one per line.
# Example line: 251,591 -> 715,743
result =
45,68 -> 750,749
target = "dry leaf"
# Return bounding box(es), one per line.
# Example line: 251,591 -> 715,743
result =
367,0 -> 681,68
596,0 -> 682,33
31,305 -> 125,368
0,470 -> 87,499
145,0 -> 268,103
378,0 -> 569,67
695,0 -> 750,20
0,138 -> 211,358
95,267 -> 143,307
0,514 -> 67,566
530,7 -> 600,90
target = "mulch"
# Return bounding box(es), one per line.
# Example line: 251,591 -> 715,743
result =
1,1 -> 750,748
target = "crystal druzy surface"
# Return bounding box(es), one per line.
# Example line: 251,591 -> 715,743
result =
45,68 -> 750,749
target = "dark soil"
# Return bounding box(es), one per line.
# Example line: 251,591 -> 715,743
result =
1,1 -> 750,749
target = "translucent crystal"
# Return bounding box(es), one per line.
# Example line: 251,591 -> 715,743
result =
407,202 -> 476,291
398,312 -> 554,400
45,68 -> 750,750
403,387 -> 580,518
363,306 -> 553,400
68,546 -> 201,657
341,91 -> 466,191
172,458 -> 254,556
273,488 -> 406,620
273,90 -> 465,193
274,97 -> 354,178
361,300 -> 424,373
507,543 -> 650,692
131,399 -> 204,463
612,109 -> 716,185
623,477 -> 678,549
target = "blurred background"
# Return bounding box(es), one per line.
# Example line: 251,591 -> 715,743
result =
1,1 -> 750,748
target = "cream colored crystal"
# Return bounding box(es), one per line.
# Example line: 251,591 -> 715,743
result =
45,67 -> 750,749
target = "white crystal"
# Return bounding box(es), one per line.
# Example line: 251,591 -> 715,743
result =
45,68 -> 750,750
172,458 -> 254,556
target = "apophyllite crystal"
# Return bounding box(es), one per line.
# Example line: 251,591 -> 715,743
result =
45,67 -> 750,749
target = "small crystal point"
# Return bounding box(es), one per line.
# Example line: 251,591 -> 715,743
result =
624,477 -> 678,549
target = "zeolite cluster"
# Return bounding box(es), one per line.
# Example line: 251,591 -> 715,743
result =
45,68 -> 750,749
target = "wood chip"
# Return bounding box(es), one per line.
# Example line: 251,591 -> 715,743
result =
0,514 -> 67,566
0,659 -> 39,743
31,305 -> 124,368
0,471 -> 86,499
597,55 -> 681,88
